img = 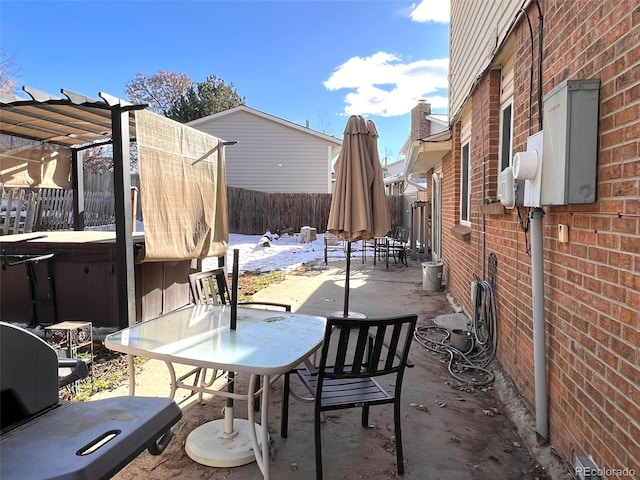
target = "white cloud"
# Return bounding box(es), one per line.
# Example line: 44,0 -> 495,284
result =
323,52 -> 448,117
410,0 -> 450,24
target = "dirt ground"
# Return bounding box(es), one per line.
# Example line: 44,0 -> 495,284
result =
95,258 -> 569,480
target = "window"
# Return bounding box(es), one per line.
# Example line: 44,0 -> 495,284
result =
499,101 -> 513,172
460,141 -> 471,224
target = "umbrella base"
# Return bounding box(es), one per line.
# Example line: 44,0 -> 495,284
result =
326,310 -> 367,319
185,418 -> 263,467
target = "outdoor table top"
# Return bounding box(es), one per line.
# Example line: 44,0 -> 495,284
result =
105,304 -> 327,376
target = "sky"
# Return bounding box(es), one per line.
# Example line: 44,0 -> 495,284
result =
0,0 -> 449,161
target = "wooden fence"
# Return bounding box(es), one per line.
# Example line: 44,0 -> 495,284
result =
0,188 -> 40,235
2,170 -> 404,235
228,187 -> 404,235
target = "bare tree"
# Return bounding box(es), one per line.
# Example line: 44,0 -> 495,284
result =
0,49 -> 20,94
316,109 -> 332,134
125,70 -> 193,115
82,144 -> 139,173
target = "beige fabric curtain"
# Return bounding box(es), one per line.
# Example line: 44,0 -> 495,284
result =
135,109 -> 228,261
0,144 -> 71,188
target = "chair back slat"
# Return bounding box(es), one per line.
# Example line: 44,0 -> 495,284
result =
350,327 -> 369,372
368,325 -> 387,371
320,315 -> 417,381
384,324 -> 402,370
189,268 -> 230,305
333,327 -> 351,373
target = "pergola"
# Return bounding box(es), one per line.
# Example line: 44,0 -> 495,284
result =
0,86 -> 227,329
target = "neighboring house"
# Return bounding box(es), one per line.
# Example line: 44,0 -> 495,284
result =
382,157 -> 408,196
414,0 -> 638,475
188,105 -> 342,193
401,101 -> 450,260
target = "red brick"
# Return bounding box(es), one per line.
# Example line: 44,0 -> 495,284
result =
622,159 -> 640,178
628,290 -> 640,310
600,200 -> 625,212
627,199 -> 640,215
597,233 -> 619,248
621,235 -> 640,254
603,283 -> 627,303
612,217 -> 639,234
597,264 -> 619,283
620,271 -> 640,290
600,163 -> 622,180
598,315 -> 622,336
609,250 -> 634,269
618,358 -> 639,387
620,325 -> 639,350
572,215 -> 591,229
578,230 -> 598,245
612,180 -> 639,196
588,247 -> 608,263
614,105 -> 640,128
611,304 -> 638,329
584,276 -> 603,294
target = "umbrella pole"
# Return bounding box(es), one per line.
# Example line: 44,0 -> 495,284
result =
226,249 -> 239,433
344,242 -> 351,317
184,248 -> 262,467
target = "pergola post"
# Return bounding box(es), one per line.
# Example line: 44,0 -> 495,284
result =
110,106 -> 136,329
71,149 -> 85,231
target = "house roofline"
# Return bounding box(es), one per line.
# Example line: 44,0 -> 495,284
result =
187,105 -> 343,146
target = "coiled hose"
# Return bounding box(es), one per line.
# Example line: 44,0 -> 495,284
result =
414,276 -> 498,386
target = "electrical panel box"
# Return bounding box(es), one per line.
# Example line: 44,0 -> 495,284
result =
541,79 -> 600,205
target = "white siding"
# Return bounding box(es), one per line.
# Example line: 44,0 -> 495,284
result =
500,43 -> 516,104
461,106 -> 472,143
450,0 -> 524,121
193,110 -> 335,193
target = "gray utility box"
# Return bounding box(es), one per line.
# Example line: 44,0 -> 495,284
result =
541,79 -> 600,205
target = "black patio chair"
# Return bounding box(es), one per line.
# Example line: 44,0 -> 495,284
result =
281,313 -> 418,479
323,232 -> 346,264
384,226 -> 409,268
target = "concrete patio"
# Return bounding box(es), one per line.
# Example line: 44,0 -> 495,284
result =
97,256 -> 568,480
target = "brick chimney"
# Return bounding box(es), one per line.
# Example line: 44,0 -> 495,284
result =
411,100 -> 432,141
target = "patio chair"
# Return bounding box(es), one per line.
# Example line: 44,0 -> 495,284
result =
0,322 -> 181,480
280,313 -> 418,479
323,232 -> 346,264
383,226 -> 409,268
178,268 -> 292,403
361,236 -> 388,265
189,267 -> 291,311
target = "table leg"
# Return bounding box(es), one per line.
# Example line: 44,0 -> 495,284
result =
247,373 -> 271,479
127,354 -> 135,396
261,374 -> 270,479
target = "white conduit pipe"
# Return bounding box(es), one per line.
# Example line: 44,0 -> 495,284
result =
530,208 -> 548,441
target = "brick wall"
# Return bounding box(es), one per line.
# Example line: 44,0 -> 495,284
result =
411,101 -> 432,141
445,0 -> 639,475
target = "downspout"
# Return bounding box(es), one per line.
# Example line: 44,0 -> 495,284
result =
530,208 -> 548,440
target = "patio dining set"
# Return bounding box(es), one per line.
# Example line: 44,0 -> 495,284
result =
324,225 -> 410,268
0,249 -> 417,480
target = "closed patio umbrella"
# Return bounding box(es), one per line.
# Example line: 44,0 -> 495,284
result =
327,115 -> 391,317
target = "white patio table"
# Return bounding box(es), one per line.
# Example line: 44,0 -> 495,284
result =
105,303 -> 326,480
